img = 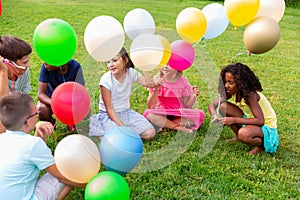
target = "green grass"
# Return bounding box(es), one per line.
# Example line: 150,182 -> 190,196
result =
1,0 -> 299,199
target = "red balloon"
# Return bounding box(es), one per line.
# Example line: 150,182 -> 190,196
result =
0,0 -> 2,16
51,82 -> 90,126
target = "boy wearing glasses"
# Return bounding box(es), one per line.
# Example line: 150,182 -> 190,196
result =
0,92 -> 86,199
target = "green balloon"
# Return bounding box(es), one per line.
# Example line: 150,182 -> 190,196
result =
33,18 -> 77,66
85,171 -> 130,200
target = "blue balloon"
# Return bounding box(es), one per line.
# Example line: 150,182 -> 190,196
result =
202,3 -> 229,39
99,126 -> 143,175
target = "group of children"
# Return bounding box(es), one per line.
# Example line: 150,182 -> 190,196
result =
0,35 -> 279,199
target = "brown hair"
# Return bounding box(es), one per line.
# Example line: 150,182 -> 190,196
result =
0,92 -> 33,130
118,47 -> 134,70
0,35 -> 32,62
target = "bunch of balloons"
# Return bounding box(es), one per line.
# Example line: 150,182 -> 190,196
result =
83,8 -> 197,72
224,0 -> 285,54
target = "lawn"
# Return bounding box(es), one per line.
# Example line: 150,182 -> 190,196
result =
1,0 -> 299,199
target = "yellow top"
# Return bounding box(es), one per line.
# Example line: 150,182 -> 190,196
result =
229,92 -> 277,128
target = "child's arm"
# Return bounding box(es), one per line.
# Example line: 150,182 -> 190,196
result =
218,92 -> 265,126
182,86 -> 199,108
208,96 -> 226,122
137,71 -> 156,88
0,57 -> 8,133
0,57 -> 9,98
37,82 -> 51,106
147,89 -> 159,109
46,164 -> 87,188
101,85 -> 124,126
146,75 -> 162,109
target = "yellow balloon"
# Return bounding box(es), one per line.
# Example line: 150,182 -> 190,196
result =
157,35 -> 171,69
224,0 -> 260,27
243,16 -> 280,54
176,7 -> 207,44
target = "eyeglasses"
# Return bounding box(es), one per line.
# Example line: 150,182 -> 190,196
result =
24,111 -> 39,125
3,59 -> 27,69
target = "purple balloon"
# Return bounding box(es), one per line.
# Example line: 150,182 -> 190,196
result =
168,40 -> 195,71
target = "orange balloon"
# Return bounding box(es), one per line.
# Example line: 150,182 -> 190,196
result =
243,16 -> 280,54
224,0 -> 260,27
176,7 -> 207,44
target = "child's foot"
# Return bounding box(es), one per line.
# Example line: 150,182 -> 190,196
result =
227,137 -> 239,142
174,126 -> 193,134
249,146 -> 264,155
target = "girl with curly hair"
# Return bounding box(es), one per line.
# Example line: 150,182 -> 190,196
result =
208,63 -> 279,155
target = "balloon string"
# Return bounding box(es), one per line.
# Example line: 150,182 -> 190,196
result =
230,51 -> 250,63
193,37 -> 206,47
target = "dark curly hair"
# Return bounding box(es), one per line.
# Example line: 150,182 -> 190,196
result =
218,63 -> 263,102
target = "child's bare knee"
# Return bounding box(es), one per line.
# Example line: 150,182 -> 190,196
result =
140,128 -> 156,140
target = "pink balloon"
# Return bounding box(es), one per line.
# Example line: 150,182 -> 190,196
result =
168,40 -> 195,71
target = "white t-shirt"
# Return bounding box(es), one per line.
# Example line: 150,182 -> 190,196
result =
0,130 -> 54,200
99,68 -> 140,112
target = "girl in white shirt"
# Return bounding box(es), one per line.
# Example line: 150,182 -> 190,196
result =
89,47 -> 156,140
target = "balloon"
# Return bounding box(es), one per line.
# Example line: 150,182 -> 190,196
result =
84,15 -> 125,62
202,3 -> 229,39
85,171 -> 130,200
33,18 -> 77,66
0,0 -> 2,16
54,134 -> 101,183
224,0 -> 260,27
168,40 -> 195,71
51,82 -> 90,125
157,35 -> 171,68
123,8 -> 155,40
130,33 -> 164,71
255,0 -> 285,22
176,7 -> 207,44
99,126 -> 143,175
243,16 -> 280,54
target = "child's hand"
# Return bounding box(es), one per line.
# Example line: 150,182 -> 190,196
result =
154,76 -> 163,86
0,56 -> 8,72
218,117 -> 234,126
34,121 -> 54,142
192,86 -> 199,97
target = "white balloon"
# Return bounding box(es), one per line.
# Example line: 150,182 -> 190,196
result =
130,33 -> 164,71
202,3 -> 229,39
255,0 -> 285,22
84,15 -> 125,61
123,8 -> 155,40
54,134 -> 101,183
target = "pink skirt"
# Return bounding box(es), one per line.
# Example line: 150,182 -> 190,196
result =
144,108 -> 205,130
